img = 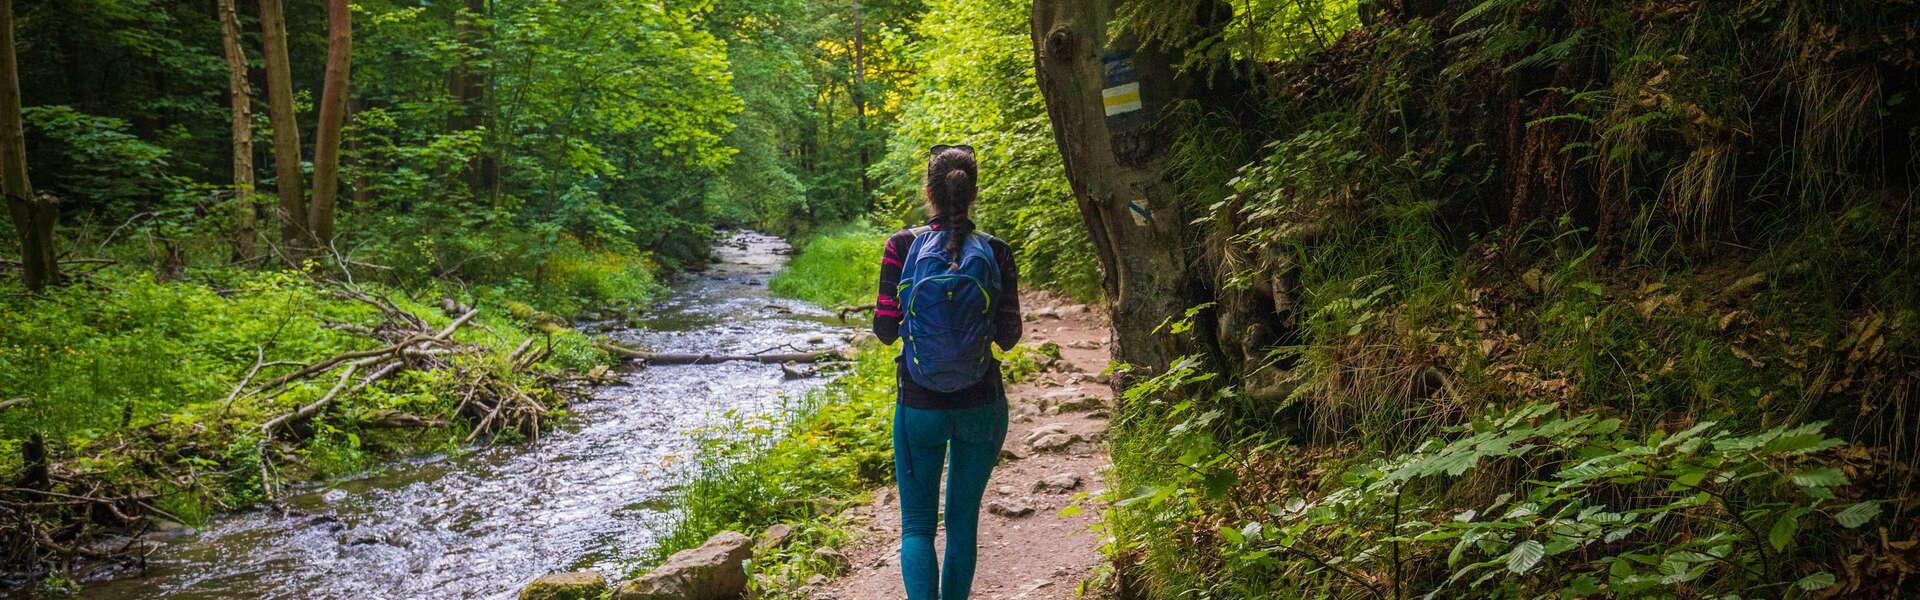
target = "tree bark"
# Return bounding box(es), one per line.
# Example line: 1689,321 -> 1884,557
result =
307,0 -> 352,247
257,0 -> 306,257
218,0 -> 258,263
1030,0 -> 1225,377
449,0 -> 493,198
0,0 -> 56,291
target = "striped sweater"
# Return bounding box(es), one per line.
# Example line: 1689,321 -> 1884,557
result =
873,217 -> 1022,409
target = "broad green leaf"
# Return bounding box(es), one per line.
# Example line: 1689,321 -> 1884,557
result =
1506,540 -> 1545,574
1834,501 -> 1881,528
1790,467 -> 1848,488
1795,572 -> 1836,591
1769,514 -> 1798,551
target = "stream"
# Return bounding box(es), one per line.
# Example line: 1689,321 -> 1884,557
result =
79,231 -> 848,600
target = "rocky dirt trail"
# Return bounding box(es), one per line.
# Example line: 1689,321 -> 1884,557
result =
815,295 -> 1116,600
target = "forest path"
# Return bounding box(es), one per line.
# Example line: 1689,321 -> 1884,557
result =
815,296 -> 1115,600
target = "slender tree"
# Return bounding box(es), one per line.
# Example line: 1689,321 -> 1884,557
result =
0,0 -> 56,290
218,0 -> 258,263
257,0 -> 305,257
307,0 -> 351,246
449,0 -> 493,198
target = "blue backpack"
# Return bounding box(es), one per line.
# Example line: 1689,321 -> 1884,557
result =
897,226 -> 1002,392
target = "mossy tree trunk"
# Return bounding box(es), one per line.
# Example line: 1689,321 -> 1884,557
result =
1030,0 -> 1295,401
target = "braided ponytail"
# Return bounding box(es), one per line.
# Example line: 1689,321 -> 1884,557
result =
925,146 -> 979,264
942,169 -> 976,259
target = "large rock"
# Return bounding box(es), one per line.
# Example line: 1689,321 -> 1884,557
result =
521,571 -> 608,600
614,531 -> 753,600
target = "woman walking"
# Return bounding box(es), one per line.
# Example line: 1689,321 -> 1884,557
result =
873,144 -> 1021,600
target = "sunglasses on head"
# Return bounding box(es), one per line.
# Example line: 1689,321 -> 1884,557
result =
930,144 -> 975,155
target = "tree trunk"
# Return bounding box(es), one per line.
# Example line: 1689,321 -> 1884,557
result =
449,0 -> 493,198
257,0 -> 306,258
218,0 -> 258,263
0,0 -> 56,291
307,0 -> 351,247
1030,0 -> 1226,377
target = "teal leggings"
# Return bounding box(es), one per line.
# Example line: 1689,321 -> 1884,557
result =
893,398 -> 1008,600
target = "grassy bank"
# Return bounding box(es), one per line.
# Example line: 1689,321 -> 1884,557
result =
767,224 -> 888,309
0,243 -> 658,585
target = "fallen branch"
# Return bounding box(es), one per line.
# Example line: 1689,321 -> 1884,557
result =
257,358 -> 407,499
596,340 -> 844,365
0,398 -> 25,411
837,303 -> 876,323
358,409 -> 448,429
244,309 -> 477,398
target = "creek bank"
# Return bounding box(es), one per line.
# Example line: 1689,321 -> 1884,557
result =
67,231 -> 849,600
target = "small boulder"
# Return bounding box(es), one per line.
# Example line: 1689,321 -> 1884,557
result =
614,531 -> 753,600
1029,433 -> 1081,453
754,523 -> 796,554
1024,423 -> 1071,444
520,571 -> 608,600
1032,473 -> 1081,494
987,499 -> 1036,518
1039,389 -> 1103,414
811,546 -> 850,575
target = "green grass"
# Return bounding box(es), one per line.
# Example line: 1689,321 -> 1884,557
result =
768,224 -> 888,309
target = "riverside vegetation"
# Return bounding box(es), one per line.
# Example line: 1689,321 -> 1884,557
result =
5,0 -> 1918,598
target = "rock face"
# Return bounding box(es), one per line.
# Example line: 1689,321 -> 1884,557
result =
521,571 -> 608,600
615,531 -> 753,600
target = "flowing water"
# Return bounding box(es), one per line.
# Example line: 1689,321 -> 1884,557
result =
79,231 -> 847,600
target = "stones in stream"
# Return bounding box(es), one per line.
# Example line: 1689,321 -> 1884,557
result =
520,570 -> 608,600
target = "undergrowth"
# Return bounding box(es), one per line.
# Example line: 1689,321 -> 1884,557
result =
1099,0 -> 1919,597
